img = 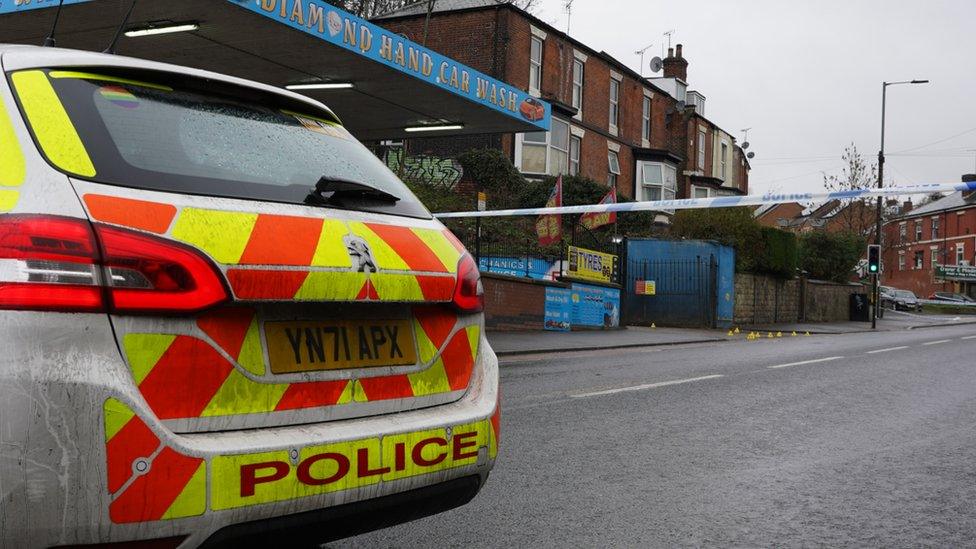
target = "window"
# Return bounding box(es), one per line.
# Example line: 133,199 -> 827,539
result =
957,244 -> 966,265
529,36 -> 543,95
517,118 -> 570,175
720,142 -> 728,179
931,247 -> 940,269
915,221 -> 922,241
899,223 -> 907,243
898,251 -> 905,271
931,217 -> 939,240
693,186 -> 710,199
608,150 -> 620,187
572,59 -> 584,115
609,79 -> 620,132
641,96 -> 651,142
639,161 -> 677,202
697,131 -> 706,170
569,135 -> 581,176
914,250 -> 924,269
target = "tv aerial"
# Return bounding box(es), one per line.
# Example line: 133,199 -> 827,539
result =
634,42 -> 654,77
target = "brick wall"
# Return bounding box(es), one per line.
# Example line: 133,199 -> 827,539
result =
883,205 -> 976,297
482,272 -> 569,330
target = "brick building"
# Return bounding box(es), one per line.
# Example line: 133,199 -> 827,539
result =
374,0 -> 749,214
882,190 -> 976,298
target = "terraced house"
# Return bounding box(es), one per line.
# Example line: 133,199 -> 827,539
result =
373,0 -> 749,215
882,187 -> 976,298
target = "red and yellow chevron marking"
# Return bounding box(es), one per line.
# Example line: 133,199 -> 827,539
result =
0,98 -> 26,213
103,399 -> 496,521
104,399 -> 205,523
120,307 -> 480,421
83,195 -> 467,303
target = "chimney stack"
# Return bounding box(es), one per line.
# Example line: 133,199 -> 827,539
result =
663,43 -> 689,81
902,200 -> 913,214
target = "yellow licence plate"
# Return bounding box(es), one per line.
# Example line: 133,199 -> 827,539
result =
265,319 -> 417,374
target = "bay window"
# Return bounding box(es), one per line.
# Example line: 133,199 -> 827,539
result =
638,161 -> 677,202
517,118 -> 570,175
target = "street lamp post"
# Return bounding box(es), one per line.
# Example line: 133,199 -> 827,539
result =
873,79 -> 929,329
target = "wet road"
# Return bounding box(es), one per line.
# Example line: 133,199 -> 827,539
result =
336,323 -> 976,547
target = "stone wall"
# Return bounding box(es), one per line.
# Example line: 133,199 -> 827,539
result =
804,280 -> 867,322
734,274 -> 868,325
734,273 -> 800,325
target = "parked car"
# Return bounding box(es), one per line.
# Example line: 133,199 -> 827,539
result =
891,290 -> 923,311
879,286 -> 898,309
0,45 -> 498,548
928,292 -> 976,303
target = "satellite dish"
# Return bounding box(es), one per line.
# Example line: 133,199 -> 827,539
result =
747,152 -> 755,159
649,56 -> 663,73
741,141 -> 750,150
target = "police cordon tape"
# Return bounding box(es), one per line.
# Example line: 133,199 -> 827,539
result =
434,181 -> 976,218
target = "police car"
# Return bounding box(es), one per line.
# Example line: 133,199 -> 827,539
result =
0,44 -> 498,548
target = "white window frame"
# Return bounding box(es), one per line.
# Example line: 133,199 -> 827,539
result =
608,150 -> 621,187
692,186 -> 710,199
931,246 -> 940,270
720,141 -> 729,180
641,96 -> 651,144
899,222 -> 907,242
898,251 -> 905,271
609,78 -> 620,135
529,36 -> 543,97
569,134 -> 581,176
638,161 -> 677,203
914,250 -> 924,270
572,59 -> 584,118
697,131 -> 706,170
931,216 -> 940,240
515,118 -> 570,176
915,221 -> 922,241
957,243 -> 966,265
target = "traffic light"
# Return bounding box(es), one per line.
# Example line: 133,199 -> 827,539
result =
867,244 -> 881,274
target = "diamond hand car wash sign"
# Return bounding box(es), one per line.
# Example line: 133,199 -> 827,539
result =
235,0 -> 551,130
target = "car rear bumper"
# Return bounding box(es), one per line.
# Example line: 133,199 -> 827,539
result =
0,312 -> 499,548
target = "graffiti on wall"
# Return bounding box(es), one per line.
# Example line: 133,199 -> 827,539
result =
386,148 -> 463,189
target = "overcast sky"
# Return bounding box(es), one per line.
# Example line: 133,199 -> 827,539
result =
531,0 -> 976,196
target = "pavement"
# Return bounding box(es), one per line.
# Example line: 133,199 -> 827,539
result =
335,322 -> 976,547
488,309 -> 976,356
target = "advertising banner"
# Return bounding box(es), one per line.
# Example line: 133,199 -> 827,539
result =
570,283 -> 620,328
567,245 -> 617,284
543,287 -> 572,331
935,264 -> 976,281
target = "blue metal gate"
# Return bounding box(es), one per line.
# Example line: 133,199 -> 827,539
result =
624,256 -> 717,328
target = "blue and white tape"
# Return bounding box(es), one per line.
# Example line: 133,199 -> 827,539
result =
435,181 -> 976,218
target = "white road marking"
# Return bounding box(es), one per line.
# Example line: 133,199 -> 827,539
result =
571,374 -> 724,398
867,346 -> 909,354
767,356 -> 844,369
922,339 -> 952,346
962,335 -> 976,340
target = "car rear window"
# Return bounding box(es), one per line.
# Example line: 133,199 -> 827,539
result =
14,69 -> 430,218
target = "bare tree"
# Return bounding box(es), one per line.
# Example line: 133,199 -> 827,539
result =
822,143 -> 879,236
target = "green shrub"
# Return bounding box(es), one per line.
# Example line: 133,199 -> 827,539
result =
757,227 -> 798,279
799,231 -> 865,283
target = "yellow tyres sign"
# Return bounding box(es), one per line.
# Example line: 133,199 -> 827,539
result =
567,245 -> 617,284
211,419 -> 491,510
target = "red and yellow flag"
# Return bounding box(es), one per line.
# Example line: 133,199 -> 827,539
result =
580,186 -> 617,230
536,176 -> 563,246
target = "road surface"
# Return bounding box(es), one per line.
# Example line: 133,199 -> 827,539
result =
335,323 -> 976,547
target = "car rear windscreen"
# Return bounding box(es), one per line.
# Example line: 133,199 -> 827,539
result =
15,69 -> 430,218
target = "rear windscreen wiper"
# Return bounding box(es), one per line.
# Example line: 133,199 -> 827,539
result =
304,176 -> 400,207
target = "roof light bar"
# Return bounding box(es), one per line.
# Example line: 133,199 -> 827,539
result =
404,124 -> 465,133
285,83 -> 355,90
124,23 -> 199,37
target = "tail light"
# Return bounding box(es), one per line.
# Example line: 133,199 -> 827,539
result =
452,254 -> 483,313
0,215 -> 228,314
